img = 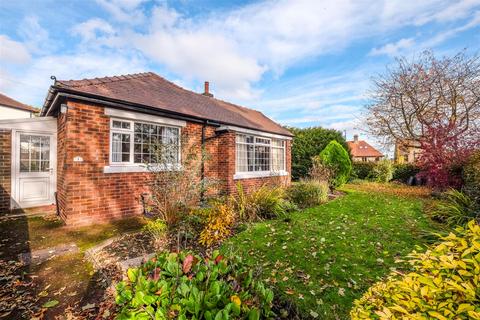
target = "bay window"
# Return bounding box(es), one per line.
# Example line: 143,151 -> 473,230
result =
110,118 -> 180,166
235,134 -> 285,174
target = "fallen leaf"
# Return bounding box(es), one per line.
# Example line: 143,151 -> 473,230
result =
42,300 -> 59,308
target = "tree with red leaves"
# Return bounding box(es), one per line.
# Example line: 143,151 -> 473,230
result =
366,50 -> 480,188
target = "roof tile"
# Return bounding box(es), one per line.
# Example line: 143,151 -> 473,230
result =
0,92 -> 37,112
347,140 -> 384,158
54,72 -> 291,136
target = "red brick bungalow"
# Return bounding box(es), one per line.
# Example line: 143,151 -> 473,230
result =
0,73 -> 292,225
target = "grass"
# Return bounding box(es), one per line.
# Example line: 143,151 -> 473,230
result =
221,182 -> 444,319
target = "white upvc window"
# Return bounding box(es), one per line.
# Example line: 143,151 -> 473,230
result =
235,134 -> 286,175
109,118 -> 181,166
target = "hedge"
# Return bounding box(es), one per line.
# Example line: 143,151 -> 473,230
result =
288,127 -> 348,180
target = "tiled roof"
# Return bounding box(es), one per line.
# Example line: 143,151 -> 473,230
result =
51,72 -> 292,136
0,92 -> 37,112
347,140 -> 384,158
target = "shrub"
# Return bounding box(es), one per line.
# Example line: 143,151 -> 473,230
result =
309,157 -> 333,183
116,251 -> 275,319
430,189 -> 479,226
463,150 -> 480,206
372,159 -> 394,182
351,162 -> 376,180
288,126 -> 349,180
142,219 -> 167,248
318,140 -> 352,188
351,220 -> 480,319
199,202 -> 236,247
287,180 -> 329,208
146,137 -> 220,227
392,163 -> 420,183
232,184 -> 291,221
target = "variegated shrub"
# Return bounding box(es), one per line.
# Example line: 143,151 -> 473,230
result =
351,220 -> 480,320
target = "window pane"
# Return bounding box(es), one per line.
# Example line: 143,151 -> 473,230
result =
112,120 -> 130,129
255,145 -> 270,171
236,142 -> 247,172
132,122 -> 180,165
112,132 -> 130,163
20,159 -> 29,172
41,161 -> 50,172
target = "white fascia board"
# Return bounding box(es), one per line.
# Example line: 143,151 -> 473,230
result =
0,117 -> 57,132
217,125 -> 292,140
104,107 -> 186,127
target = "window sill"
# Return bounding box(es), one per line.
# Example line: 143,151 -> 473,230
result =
233,171 -> 289,180
103,164 -> 181,174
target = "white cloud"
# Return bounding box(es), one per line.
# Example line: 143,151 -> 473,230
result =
4,52 -> 147,106
72,18 -> 115,43
132,5 -> 265,100
369,38 -> 415,57
0,35 -> 31,64
96,0 -> 147,24
18,15 -> 50,54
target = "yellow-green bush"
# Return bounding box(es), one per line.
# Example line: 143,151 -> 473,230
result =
351,220 -> 480,319
199,202 -> 236,247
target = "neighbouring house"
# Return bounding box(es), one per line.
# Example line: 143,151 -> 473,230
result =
394,139 -> 422,164
347,135 -> 384,162
0,92 -> 38,120
0,72 -> 292,225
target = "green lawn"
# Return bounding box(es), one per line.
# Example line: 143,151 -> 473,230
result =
221,182 -> 444,319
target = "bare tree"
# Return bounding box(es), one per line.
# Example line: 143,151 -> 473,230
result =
366,50 -> 480,146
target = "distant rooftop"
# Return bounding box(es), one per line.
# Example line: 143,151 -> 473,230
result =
347,135 -> 383,158
0,92 -> 37,112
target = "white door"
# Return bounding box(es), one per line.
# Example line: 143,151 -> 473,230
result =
13,132 -> 56,208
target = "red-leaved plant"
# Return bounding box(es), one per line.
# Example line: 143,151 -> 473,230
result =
417,124 -> 480,189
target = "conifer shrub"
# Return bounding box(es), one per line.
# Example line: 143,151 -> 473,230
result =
318,140 -> 352,188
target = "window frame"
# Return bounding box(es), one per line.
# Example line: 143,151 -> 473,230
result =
235,134 -> 286,176
108,117 -> 182,168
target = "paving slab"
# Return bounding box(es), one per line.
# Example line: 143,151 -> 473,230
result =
18,243 -> 79,265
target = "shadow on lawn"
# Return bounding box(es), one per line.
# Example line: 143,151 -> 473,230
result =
0,205 -> 35,320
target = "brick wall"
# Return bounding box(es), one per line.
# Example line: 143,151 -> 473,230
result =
58,100 -> 291,226
0,129 -> 11,213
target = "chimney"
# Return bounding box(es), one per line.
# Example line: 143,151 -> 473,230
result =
353,134 -> 359,143
203,81 -> 213,97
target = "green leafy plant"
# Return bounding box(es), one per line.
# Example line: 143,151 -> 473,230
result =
231,184 -> 292,221
430,189 -> 479,226
318,140 -> 352,188
115,251 -> 275,319
287,180 -> 329,208
351,162 -> 376,180
351,220 -> 480,319
392,163 -> 420,183
372,159 -> 394,183
463,150 -> 480,207
142,219 -> 168,248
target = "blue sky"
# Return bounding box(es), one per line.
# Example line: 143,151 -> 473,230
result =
1,0 -> 479,150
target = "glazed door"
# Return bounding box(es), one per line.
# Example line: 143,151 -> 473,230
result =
14,132 -> 56,208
